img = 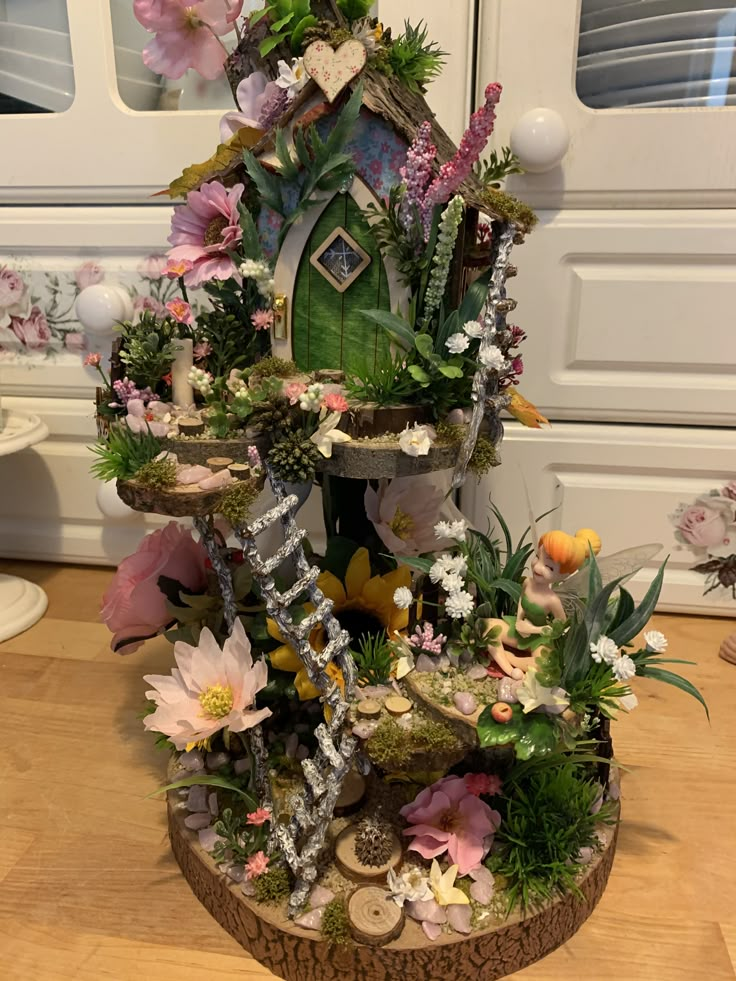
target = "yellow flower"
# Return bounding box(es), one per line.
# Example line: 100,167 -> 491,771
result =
267,606 -> 326,700
430,860 -> 470,907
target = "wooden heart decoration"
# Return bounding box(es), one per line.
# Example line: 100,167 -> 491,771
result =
303,39 -> 367,104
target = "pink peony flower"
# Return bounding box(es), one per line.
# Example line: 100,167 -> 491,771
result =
245,850 -> 270,880
133,294 -> 166,320
165,258 -> 194,279
64,332 -> 87,352
75,261 -> 105,290
283,381 -> 307,405
365,475 -> 465,557
193,340 -> 212,361
250,309 -> 274,331
101,522 -> 208,654
125,398 -> 172,437
464,773 -> 503,797
166,298 -> 194,324
400,774 -> 501,875
247,807 -> 271,826
11,307 -> 51,351
138,254 -> 168,279
142,618 -> 271,750
167,180 -> 244,287
676,503 -> 729,549
220,71 -> 279,140
324,392 -> 348,413
0,266 -> 31,328
134,0 -> 243,80
84,352 -> 102,367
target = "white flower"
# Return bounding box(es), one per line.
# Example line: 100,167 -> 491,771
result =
399,423 -> 435,457
387,867 -> 433,908
275,57 -> 309,100
590,635 -> 619,665
448,519 -> 468,542
644,630 -> 668,653
612,654 -> 636,682
479,345 -> 508,372
309,410 -> 351,458
446,333 -> 470,354
440,572 -> 465,594
299,383 -> 324,412
463,319 -> 484,339
434,520 -> 453,539
239,259 -> 274,298
393,586 -> 414,610
517,668 -> 570,715
445,589 -> 474,619
429,553 -> 459,583
188,367 -> 213,396
352,17 -> 383,53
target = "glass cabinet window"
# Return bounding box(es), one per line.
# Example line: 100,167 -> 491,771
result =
577,0 -> 736,108
0,0 -> 75,113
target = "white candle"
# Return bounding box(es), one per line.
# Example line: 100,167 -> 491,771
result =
171,337 -> 194,409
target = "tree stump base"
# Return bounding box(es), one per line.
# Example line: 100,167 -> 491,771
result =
167,796 -> 620,981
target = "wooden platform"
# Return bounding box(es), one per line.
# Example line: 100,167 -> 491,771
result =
1,558 -> 735,981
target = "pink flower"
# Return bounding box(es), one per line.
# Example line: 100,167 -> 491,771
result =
193,340 -> 212,361
133,295 -> 166,320
283,381 -> 307,405
722,481 -> 736,502
64,332 -> 87,353
0,267 -> 31,328
142,618 -> 272,750
464,773 -> 503,797
250,309 -> 274,331
101,522 -> 208,654
11,307 -> 51,351
166,298 -> 194,324
365,475 -> 465,557
676,503 -> 729,549
247,807 -> 271,826
409,621 -> 446,654
220,71 -> 281,140
400,775 -> 501,875
245,850 -> 270,880
400,121 -> 436,227
138,254 -> 168,279
167,180 -> 244,287
134,0 -> 243,80
125,398 -> 172,437
165,258 -> 194,279
75,261 -> 105,291
324,392 -> 348,413
84,352 -> 102,367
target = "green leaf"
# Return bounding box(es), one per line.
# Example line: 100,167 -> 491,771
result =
238,204 -> 263,260
396,555 -> 435,574
560,620 -> 591,688
270,12 -> 294,31
435,308 -> 459,354
458,265 -> 493,323
274,127 -> 300,182
291,14 -> 318,52
147,774 -> 257,809
360,309 -> 415,351
242,149 -> 284,216
249,6 -> 273,26
609,560 -> 667,647
607,587 -> 635,635
259,31 -> 289,56
408,364 -> 431,384
587,549 -> 602,600
584,572 -> 627,646
414,333 -> 434,359
294,0 -> 312,17
637,665 -> 709,719
438,364 -> 464,378
477,703 -> 558,760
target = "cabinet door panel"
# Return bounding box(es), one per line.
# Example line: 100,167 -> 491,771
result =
462,423 -> 736,615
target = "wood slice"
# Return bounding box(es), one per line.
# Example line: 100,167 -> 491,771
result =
357,699 -> 382,719
116,478 -> 228,518
167,790 -> 620,981
334,770 -> 367,815
334,826 -> 402,885
384,696 -> 412,718
318,440 -> 459,479
348,887 -> 405,947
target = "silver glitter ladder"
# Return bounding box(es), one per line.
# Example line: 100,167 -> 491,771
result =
451,220 -> 519,490
234,469 -> 357,916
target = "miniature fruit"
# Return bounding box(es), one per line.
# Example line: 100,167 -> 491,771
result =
490,701 -> 513,723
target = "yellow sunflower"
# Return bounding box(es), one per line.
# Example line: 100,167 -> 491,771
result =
267,548 -> 411,700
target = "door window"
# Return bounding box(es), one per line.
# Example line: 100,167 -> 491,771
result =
0,0 -> 75,112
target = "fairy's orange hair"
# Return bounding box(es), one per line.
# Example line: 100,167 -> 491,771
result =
538,528 -> 602,575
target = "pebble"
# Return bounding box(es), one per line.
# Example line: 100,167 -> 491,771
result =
469,866 -> 494,905
406,899 -> 446,925
446,904 -> 472,934
422,921 -> 442,941
467,664 -> 488,681
184,812 -> 213,831
453,692 -> 477,716
308,885 -> 335,908
199,469 -> 233,490
295,908 -> 324,931
206,752 -> 230,771
233,757 -> 250,776
241,879 -> 256,897
186,785 -> 209,813
352,721 -> 378,740
177,464 -> 213,485
577,847 -> 594,865
438,655 -> 451,673
226,864 -> 245,883
198,827 -> 225,852
415,654 -> 438,673
208,791 -> 219,817
179,749 -> 204,771
285,732 -> 299,758
296,745 -> 309,761
496,678 -> 520,704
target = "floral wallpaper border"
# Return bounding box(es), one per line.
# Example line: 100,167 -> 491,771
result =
670,481 -> 736,599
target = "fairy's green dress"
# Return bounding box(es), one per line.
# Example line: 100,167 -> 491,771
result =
502,590 -> 554,652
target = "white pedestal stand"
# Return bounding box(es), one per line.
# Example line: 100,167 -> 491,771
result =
0,411 -> 50,642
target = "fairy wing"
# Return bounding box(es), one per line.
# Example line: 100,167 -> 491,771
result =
555,543 -> 663,615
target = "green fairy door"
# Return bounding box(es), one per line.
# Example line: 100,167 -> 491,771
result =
292,193 -> 391,374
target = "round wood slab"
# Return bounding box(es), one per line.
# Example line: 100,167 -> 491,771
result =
167,796 -> 620,981
317,440 -> 459,479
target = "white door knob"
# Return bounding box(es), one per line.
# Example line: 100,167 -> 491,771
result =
75,284 -> 134,337
510,108 -> 570,173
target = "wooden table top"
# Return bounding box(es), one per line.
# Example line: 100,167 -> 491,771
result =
0,558 -> 734,981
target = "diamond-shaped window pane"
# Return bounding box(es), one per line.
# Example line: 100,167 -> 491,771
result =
316,234 -> 365,284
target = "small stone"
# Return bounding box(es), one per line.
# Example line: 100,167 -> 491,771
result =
396,712 -> 413,730
206,751 -> 230,771
177,464 -> 212,485
467,664 -> 487,681
199,469 -> 233,490
296,744 -> 309,761
352,721 -> 378,740
233,757 -> 250,776
241,878 -> 256,897
577,847 -> 594,865
226,864 -> 245,883
295,908 -> 324,931
179,749 -> 204,771
415,654 -> 438,673
469,866 -> 494,905
422,920 -> 442,941
446,903 -> 472,934
357,698 -> 382,719
308,885 -> 335,908
358,685 -> 392,700
198,827 -> 225,852
185,812 -> 213,831
385,695 -> 412,717
453,692 -> 477,716
497,678 -> 519,703
406,899 -> 446,925
208,791 -> 219,817
608,782 -> 621,801
285,732 -> 300,758
438,655 -> 451,672
186,785 -> 209,812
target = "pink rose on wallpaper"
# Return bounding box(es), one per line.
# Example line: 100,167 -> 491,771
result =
100,521 -> 208,654
138,254 -> 168,280
64,332 -> 87,353
75,261 -> 105,290
133,294 -> 166,320
11,307 -> 51,351
0,267 -> 31,328
676,503 -> 729,549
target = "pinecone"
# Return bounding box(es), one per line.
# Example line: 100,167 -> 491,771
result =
250,398 -> 292,433
353,816 -> 394,868
267,430 -> 321,483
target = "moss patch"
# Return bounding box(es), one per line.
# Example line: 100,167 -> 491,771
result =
321,897 -> 352,946
481,189 -> 538,234
218,480 -> 259,528
134,459 -> 177,489
254,866 -> 291,904
251,357 -> 298,379
365,714 -> 457,770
